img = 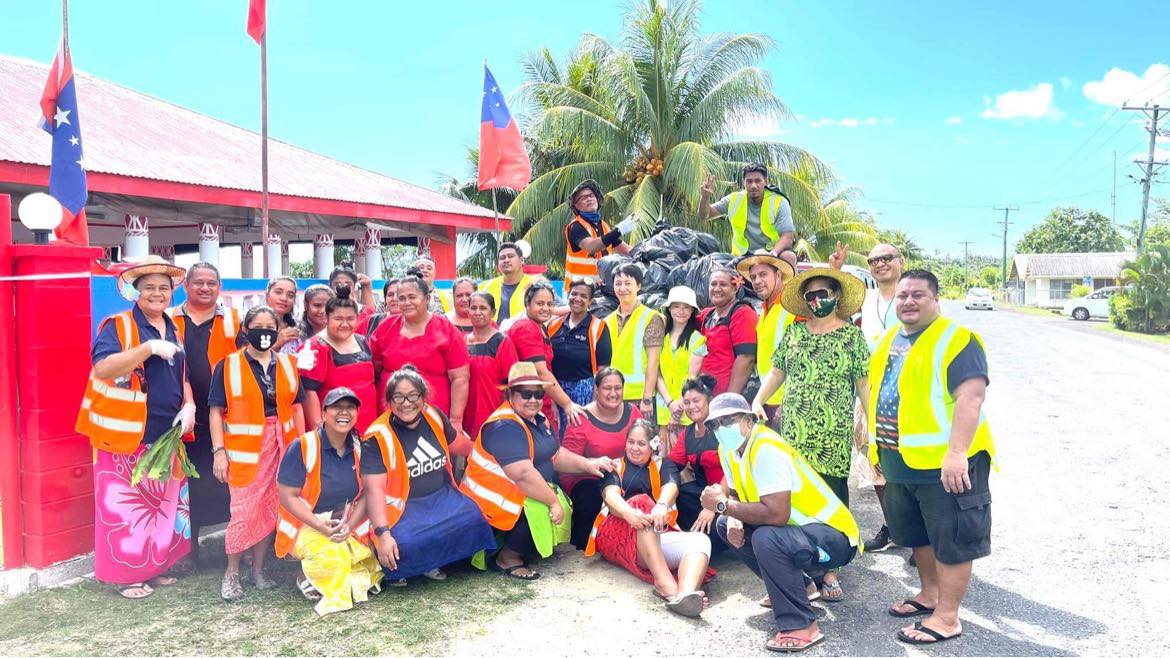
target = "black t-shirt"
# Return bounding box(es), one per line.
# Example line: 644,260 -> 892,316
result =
566,222 -> 593,252
483,415 -> 559,485
550,314 -> 613,382
209,352 -> 305,416
183,318 -> 214,429
601,458 -> 680,498
359,413 -> 456,499
498,283 -> 519,322
277,429 -> 360,514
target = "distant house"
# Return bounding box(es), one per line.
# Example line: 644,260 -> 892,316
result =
1007,252 -> 1134,307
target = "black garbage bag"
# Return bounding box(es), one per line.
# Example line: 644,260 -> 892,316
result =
641,262 -> 672,294
590,293 -> 619,318
628,244 -> 682,272
665,252 -> 736,308
634,227 -> 720,262
597,254 -> 635,294
641,292 -> 668,312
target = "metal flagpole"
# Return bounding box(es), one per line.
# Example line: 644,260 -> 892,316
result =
62,0 -> 69,51
260,30 -> 270,278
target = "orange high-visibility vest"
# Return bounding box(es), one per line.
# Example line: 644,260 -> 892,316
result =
563,215 -> 613,288
274,428 -> 363,558
77,311 -> 152,454
169,304 -> 241,368
584,456 -> 679,556
547,314 -> 607,373
459,404 -> 532,530
221,349 -> 302,487
362,405 -> 454,536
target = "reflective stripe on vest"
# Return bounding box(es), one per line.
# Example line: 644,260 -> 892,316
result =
76,311 -> 150,454
275,429 -> 363,558
722,425 -> 862,548
605,305 -> 658,400
169,305 -> 241,367
865,317 -> 995,470
756,302 -> 796,405
584,457 -> 679,556
548,315 -> 605,373
458,404 -> 531,530
727,190 -> 782,256
479,275 -> 533,322
222,350 -> 301,487
564,215 -> 612,287
363,405 -> 450,532
656,331 -> 706,424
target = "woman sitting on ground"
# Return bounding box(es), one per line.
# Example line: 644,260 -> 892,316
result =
585,419 -> 715,618
362,367 -> 494,586
276,387 -> 383,616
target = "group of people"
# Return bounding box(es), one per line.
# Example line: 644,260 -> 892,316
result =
75,166 -> 995,652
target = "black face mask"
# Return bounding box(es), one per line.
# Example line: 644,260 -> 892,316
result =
247,328 -> 278,351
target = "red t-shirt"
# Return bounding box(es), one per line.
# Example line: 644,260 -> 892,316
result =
300,335 -> 379,434
506,318 -> 556,423
560,403 -> 642,494
354,304 -> 376,336
466,332 -> 519,441
668,422 -> 724,488
368,314 -> 470,415
698,303 -> 758,394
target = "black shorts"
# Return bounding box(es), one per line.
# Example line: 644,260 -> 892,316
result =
884,452 -> 992,565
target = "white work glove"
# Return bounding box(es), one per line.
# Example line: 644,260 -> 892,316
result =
173,402 -> 196,434
616,215 -> 636,236
146,339 -> 182,363
295,343 -> 317,371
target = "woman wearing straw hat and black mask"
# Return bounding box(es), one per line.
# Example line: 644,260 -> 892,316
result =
752,267 -> 870,602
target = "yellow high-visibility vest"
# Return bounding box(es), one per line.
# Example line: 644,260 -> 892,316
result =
727,190 -> 783,256
722,424 -> 861,549
656,330 -> 707,425
478,274 -> 533,322
756,300 -> 796,405
866,316 -> 995,470
605,304 -> 659,401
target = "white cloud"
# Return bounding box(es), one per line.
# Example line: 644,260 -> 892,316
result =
981,83 -> 1062,119
808,117 -> 894,128
729,111 -> 788,138
1083,64 -> 1170,107
944,116 -> 962,125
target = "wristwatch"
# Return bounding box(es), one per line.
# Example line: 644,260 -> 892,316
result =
211,446 -> 225,455
715,499 -> 729,514
373,525 -> 391,537
641,398 -> 653,406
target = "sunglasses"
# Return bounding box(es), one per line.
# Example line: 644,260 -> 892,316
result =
803,289 -> 833,303
713,415 -> 742,428
512,389 -> 546,401
391,392 -> 423,405
867,254 -> 899,266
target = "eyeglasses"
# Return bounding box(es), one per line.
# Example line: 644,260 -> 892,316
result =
391,392 -> 423,405
713,415 -> 742,428
803,289 -> 832,303
512,389 -> 546,401
867,254 -> 899,266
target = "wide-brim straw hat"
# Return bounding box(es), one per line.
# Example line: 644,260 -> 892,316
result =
498,361 -> 553,390
116,255 -> 186,290
781,267 -> 866,319
735,249 -> 796,281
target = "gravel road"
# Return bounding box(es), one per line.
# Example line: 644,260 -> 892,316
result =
448,302 -> 1170,657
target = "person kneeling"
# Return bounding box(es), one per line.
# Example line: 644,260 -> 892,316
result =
585,420 -> 715,618
362,367 -> 495,585
700,394 -> 862,653
275,388 -> 382,616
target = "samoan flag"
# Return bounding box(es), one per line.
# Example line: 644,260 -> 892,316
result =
477,64 -> 531,191
38,39 -> 89,245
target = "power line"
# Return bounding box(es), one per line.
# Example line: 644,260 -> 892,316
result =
1123,103 -> 1169,253
994,207 -> 1017,293
865,187 -> 1113,210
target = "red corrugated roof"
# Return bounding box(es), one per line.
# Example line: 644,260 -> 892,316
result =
0,55 -> 496,221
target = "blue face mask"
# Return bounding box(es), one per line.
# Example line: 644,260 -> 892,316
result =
715,424 -> 745,453
577,210 -> 601,222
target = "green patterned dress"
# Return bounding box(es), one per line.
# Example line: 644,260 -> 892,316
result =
772,321 -> 869,478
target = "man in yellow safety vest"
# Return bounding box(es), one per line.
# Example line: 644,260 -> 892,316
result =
736,250 -> 796,425
478,242 -> 533,324
698,163 -> 795,256
699,393 -> 860,653
868,269 -> 994,647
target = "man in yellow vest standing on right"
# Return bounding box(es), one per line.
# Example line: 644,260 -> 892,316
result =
478,242 -> 533,325
869,269 -> 994,646
699,163 -> 795,256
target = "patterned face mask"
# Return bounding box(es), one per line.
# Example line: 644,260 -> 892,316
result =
809,297 -> 839,318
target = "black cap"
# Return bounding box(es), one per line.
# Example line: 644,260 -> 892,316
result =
322,387 -> 361,409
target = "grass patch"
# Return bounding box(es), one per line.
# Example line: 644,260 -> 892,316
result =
1093,322 -> 1170,345
1001,303 -> 1170,344
0,536 -> 533,656
999,303 -> 1060,318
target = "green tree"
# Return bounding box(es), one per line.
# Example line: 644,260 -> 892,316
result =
877,228 -> 924,264
1115,244 -> 1170,333
1016,207 -> 1125,253
978,265 -> 1001,288
1121,198 -> 1170,248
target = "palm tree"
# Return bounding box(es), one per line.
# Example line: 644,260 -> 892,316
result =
877,227 -> 924,264
505,0 -> 838,270
1119,244 -> 1170,333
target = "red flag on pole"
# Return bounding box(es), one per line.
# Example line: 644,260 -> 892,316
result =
478,65 -> 531,191
246,0 -> 266,44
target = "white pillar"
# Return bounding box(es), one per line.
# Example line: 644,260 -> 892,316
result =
364,228 -> 382,279
281,241 -> 290,277
354,236 -> 368,276
240,242 -> 256,278
124,214 -> 149,259
314,234 -> 334,279
266,233 -> 282,278
198,223 -> 221,266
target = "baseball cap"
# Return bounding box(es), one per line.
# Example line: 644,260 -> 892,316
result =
322,387 -> 361,409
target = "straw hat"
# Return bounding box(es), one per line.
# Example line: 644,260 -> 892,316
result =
780,267 -> 865,319
735,249 -> 795,281
116,255 -> 185,290
499,361 -> 552,390
664,286 -> 700,312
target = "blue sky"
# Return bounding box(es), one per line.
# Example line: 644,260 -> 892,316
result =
4,0 -> 1168,257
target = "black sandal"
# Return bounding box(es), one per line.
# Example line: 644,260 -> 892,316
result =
500,564 -> 540,580
897,621 -> 962,645
888,598 -> 934,617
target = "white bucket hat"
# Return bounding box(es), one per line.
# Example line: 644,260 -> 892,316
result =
664,285 -> 700,312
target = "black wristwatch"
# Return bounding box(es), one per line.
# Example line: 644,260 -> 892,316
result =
373,525 -> 391,537
641,398 -> 653,406
715,499 -> 729,514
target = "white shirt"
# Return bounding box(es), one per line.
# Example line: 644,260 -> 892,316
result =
723,440 -> 799,497
861,288 -> 900,346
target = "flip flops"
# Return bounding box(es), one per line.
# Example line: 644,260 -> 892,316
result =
888,598 -> 935,618
297,577 -> 321,601
500,564 -> 540,580
897,621 -> 962,645
116,583 -> 154,599
664,591 -> 705,618
765,632 -> 825,652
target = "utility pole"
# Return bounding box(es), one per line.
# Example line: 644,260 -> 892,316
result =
958,240 -> 974,290
994,207 -> 1017,293
1112,150 -> 1117,224
1123,104 -> 1169,253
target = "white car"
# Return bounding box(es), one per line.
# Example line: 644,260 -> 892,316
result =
1062,286 -> 1119,321
964,287 -> 994,310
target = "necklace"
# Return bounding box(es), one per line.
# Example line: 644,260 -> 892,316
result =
876,292 -> 896,330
